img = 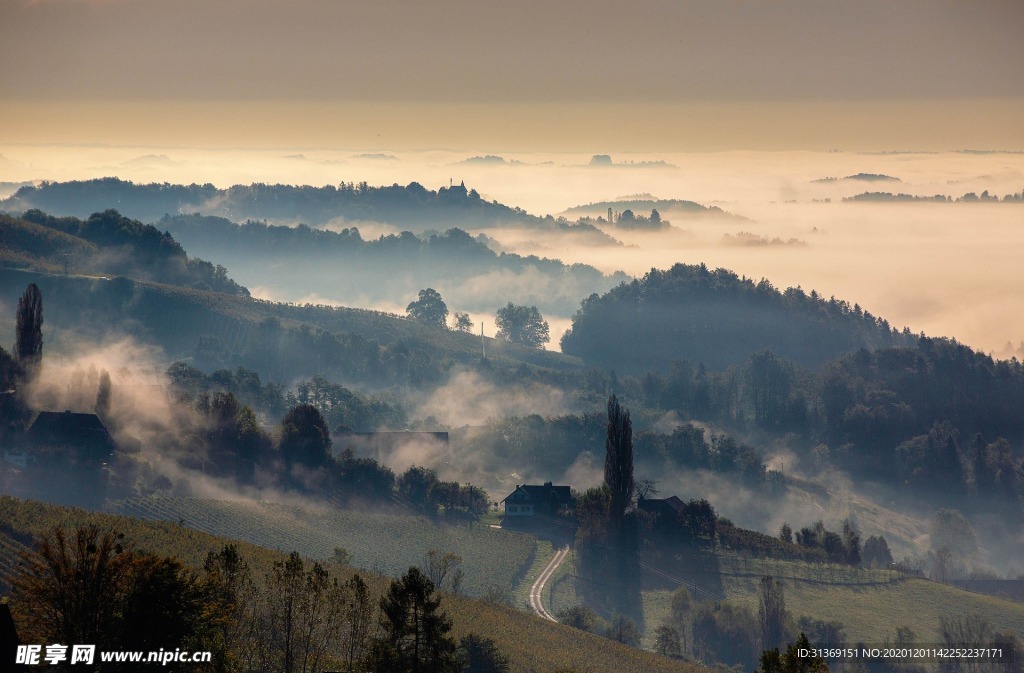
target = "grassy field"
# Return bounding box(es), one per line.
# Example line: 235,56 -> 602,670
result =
0,495 -> 702,673
637,555 -> 1024,645
723,576 -> 1024,642
111,496 -> 538,598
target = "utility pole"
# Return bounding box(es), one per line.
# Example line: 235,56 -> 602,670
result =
481,322 -> 486,358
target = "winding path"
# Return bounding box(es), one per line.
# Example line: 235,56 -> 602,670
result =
528,545 -> 569,622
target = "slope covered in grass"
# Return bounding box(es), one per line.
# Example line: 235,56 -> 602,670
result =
111,496 -> 538,599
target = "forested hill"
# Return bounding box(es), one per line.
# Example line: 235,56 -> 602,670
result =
560,263 -> 916,372
0,209 -> 248,297
157,214 -> 628,314
1,178 -> 611,239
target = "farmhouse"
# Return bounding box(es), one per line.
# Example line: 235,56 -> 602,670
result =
23,410 -> 116,465
501,482 -> 571,517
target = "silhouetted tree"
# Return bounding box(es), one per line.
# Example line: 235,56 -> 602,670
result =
341,574 -> 375,672
756,633 -> 829,673
759,576 -> 786,652
369,566 -> 457,673
280,404 -> 332,468
8,525 -> 206,666
654,625 -> 682,658
604,395 -> 634,529
14,283 -> 43,377
494,303 -> 549,349
457,634 -> 510,673
407,289 -> 449,328
604,614 -> 640,647
861,535 -> 893,568
452,312 -> 473,333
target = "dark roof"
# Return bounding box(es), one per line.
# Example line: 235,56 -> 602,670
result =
501,482 -> 572,504
25,411 -> 115,455
638,495 -> 686,516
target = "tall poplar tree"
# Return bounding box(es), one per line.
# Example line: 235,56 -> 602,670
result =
15,283 -> 43,376
604,394 -> 634,530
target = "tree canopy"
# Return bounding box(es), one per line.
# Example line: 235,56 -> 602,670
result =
407,289 -> 449,328
494,303 -> 549,349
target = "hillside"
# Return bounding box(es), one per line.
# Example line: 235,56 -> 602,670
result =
110,496 -> 537,599
155,213 -> 628,314
0,267 -> 584,387
560,263 -> 916,372
0,496 -> 703,673
0,210 -> 248,296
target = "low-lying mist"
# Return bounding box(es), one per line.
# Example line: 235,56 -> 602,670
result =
3,145 -> 1021,356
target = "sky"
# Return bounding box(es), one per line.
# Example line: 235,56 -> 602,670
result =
1,0 -> 1023,151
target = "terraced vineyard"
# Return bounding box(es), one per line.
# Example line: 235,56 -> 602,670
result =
110,497 -> 538,598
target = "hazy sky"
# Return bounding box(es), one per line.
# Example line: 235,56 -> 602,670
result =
2,0 -> 1023,150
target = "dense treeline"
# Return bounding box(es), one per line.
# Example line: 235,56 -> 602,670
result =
4,209 -> 249,296
561,263 -> 915,371
624,339 -> 1024,518
3,177 -> 605,234
156,214 -> 624,314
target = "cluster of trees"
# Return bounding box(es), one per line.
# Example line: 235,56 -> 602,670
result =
636,424 -> 779,488
778,519 -> 862,565
167,362 -> 289,419
172,395 -> 484,518
607,208 -> 669,230
649,581 -> 803,670
15,209 -> 248,296
6,525 -> 511,673
405,289 -> 550,349
555,606 -> 642,648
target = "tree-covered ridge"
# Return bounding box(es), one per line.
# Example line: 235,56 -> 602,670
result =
1,209 -> 249,297
560,263 -> 916,372
3,177 -> 612,238
160,213 -> 620,281
155,214 -> 625,315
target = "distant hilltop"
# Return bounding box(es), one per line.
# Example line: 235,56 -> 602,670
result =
812,173 -> 901,183
563,198 -> 742,222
